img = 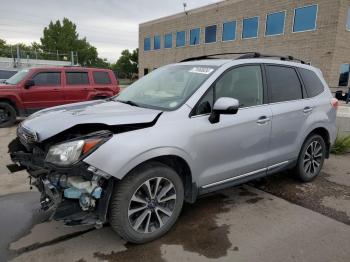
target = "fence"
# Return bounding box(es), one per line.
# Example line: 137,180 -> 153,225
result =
0,45 -> 78,68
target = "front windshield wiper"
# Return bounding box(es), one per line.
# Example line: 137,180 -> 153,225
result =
116,100 -> 141,107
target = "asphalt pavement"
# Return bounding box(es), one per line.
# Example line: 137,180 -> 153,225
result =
0,126 -> 349,262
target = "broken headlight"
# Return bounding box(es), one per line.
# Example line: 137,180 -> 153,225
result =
45,138 -> 104,166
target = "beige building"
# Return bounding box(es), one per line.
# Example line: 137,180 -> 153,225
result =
139,0 -> 350,88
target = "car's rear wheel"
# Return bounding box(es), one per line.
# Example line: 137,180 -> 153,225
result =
109,162 -> 184,243
296,134 -> 326,182
0,102 -> 16,128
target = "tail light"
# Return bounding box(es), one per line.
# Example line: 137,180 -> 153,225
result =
331,98 -> 339,110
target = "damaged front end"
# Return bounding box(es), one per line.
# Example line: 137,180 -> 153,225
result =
8,125 -> 115,228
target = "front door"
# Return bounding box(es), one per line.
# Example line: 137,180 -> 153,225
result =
21,70 -> 64,113
190,65 -> 272,188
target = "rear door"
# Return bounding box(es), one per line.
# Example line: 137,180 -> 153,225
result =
21,70 -> 64,112
63,70 -> 91,104
265,64 -> 310,167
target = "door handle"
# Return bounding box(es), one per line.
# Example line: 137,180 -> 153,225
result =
303,106 -> 313,113
256,116 -> 271,124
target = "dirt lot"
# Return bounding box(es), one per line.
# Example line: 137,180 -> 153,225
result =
0,126 -> 349,262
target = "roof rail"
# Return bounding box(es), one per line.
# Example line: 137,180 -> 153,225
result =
179,52 -> 258,62
180,52 -> 309,65
236,53 -> 309,64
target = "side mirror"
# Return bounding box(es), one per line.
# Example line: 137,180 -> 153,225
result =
209,97 -> 239,124
24,79 -> 35,89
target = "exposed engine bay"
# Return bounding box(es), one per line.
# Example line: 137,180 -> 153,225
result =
8,126 -> 115,228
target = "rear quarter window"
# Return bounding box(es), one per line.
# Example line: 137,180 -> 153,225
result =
66,72 -> 89,85
93,71 -> 111,84
298,68 -> 324,97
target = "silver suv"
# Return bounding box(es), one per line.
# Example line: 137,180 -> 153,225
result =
8,54 -> 337,243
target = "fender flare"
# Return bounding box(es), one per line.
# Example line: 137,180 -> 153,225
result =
110,146 -> 194,181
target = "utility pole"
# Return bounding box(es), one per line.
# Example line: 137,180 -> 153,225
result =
16,45 -> 21,68
71,51 -> 74,65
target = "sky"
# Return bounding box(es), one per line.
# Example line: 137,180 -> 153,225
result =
0,0 -> 222,62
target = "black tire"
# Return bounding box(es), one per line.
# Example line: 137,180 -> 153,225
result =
295,134 -> 326,182
109,161 -> 184,243
0,102 -> 16,128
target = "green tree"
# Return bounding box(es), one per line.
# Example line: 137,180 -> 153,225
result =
39,18 -> 108,67
112,48 -> 138,79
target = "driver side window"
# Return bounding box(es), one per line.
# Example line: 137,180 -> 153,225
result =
194,65 -> 263,115
215,65 -> 263,108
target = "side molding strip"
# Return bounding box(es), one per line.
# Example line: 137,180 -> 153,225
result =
201,167 -> 267,189
201,161 -> 290,189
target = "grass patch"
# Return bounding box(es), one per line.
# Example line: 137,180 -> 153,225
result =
331,135 -> 350,155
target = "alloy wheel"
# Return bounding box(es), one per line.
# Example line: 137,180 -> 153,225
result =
128,177 -> 177,234
303,140 -> 323,177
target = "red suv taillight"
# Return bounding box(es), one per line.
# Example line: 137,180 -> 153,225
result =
331,98 -> 339,110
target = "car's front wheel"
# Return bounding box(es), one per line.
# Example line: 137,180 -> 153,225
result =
0,102 -> 16,128
296,134 -> 326,182
109,162 -> 184,243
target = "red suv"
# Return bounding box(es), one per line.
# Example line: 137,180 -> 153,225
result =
0,67 -> 120,127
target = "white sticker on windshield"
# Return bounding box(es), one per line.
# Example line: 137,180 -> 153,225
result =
189,67 -> 214,75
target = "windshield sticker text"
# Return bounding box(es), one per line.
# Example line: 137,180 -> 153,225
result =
189,67 -> 214,75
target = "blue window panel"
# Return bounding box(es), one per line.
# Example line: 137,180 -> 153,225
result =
144,37 -> 151,51
266,11 -> 285,36
176,31 -> 186,47
190,28 -> 200,45
242,17 -> 259,39
205,25 -> 217,43
293,5 -> 318,32
347,7 -> 350,30
164,33 -> 172,48
222,21 -> 236,41
154,35 -> 161,50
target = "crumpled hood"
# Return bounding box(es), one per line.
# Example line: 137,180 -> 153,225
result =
22,100 -> 162,141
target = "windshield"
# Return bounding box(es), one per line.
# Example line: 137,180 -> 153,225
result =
5,69 -> 30,85
115,65 -> 217,110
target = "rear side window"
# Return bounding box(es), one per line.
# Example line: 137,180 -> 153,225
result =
32,72 -> 61,86
299,68 -> 324,97
66,72 -> 89,85
93,71 -> 111,84
266,66 -> 302,103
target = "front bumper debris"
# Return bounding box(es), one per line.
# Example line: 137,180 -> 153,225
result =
8,137 -> 114,228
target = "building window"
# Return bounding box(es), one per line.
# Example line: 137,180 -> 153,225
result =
242,17 -> 259,39
265,11 -> 285,36
190,28 -> 200,45
176,31 -> 186,47
154,35 -> 161,50
164,33 -> 172,48
293,5 -> 318,32
339,64 -> 350,86
347,7 -> 350,31
144,68 -> 149,75
222,21 -> 236,41
144,37 -> 151,51
205,25 -> 217,43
